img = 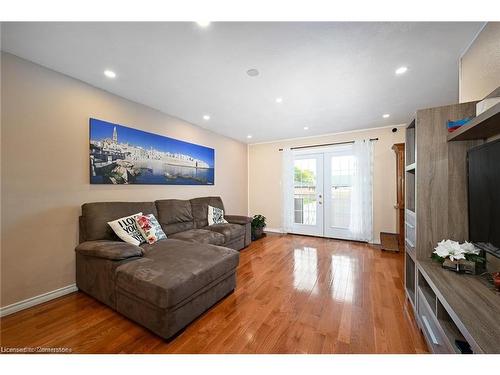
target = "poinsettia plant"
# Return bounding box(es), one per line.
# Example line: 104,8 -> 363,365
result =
431,239 -> 485,264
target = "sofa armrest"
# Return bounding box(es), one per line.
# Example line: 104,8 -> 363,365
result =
225,215 -> 252,247
75,240 -> 144,260
225,215 -> 252,225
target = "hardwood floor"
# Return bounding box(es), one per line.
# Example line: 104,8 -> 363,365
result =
0,234 -> 428,353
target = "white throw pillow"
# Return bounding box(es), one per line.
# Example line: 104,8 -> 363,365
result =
108,212 -> 145,245
207,205 -> 228,226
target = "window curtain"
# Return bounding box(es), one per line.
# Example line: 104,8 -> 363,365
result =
281,148 -> 294,233
349,140 -> 374,242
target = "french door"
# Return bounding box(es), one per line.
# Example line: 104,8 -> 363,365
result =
291,145 -> 355,240
291,154 -> 324,236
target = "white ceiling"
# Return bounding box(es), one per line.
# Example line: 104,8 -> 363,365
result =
1,22 -> 484,143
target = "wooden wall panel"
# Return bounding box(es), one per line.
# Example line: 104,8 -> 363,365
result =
447,139 -> 482,242
416,102 -> 477,260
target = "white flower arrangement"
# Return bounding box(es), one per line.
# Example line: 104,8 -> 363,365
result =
433,239 -> 481,261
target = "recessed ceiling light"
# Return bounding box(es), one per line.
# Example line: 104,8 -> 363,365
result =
104,70 -> 116,78
196,21 -> 211,27
247,69 -> 259,77
303,126 -> 309,130
275,97 -> 283,103
247,135 -> 253,139
203,115 -> 210,120
382,114 -> 390,118
395,66 -> 408,75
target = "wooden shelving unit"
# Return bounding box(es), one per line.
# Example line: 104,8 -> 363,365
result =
404,99 -> 500,354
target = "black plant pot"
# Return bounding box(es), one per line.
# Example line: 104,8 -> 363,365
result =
252,227 -> 264,241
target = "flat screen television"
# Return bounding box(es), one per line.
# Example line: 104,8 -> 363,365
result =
467,138 -> 500,258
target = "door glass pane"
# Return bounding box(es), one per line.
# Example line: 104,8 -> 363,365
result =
294,158 -> 317,225
330,155 -> 355,228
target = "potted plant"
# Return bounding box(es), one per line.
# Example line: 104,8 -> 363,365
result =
251,214 -> 267,240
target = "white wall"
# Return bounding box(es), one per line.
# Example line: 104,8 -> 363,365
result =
248,125 -> 406,243
1,52 -> 248,307
460,22 -> 500,102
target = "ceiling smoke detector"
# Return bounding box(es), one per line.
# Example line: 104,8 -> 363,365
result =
246,69 -> 259,77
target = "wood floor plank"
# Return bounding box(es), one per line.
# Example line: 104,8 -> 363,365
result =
0,234 -> 428,354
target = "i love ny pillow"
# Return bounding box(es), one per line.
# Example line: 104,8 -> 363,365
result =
108,212 -> 145,246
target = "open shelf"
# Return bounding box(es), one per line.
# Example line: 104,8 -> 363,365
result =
405,253 -> 416,308
405,171 -> 415,212
436,300 -> 469,353
448,102 -> 500,141
418,272 -> 436,310
417,260 -> 500,353
405,120 -> 416,165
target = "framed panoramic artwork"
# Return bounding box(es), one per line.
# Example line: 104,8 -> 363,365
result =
89,118 -> 215,185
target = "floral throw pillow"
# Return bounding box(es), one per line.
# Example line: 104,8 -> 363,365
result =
135,214 -> 167,244
108,212 -> 145,246
207,205 -> 228,226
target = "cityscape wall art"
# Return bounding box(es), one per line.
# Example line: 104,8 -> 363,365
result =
89,118 -> 215,185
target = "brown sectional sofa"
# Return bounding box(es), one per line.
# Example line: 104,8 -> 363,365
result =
76,196 -> 250,339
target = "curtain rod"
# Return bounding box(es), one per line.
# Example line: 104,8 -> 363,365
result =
278,138 -> 379,151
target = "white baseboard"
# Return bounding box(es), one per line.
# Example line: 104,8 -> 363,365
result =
264,227 -> 285,234
0,284 -> 78,318
264,229 -> 382,245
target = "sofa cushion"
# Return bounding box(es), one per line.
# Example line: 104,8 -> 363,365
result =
82,202 -> 158,241
169,229 -> 225,246
155,199 -> 194,235
190,196 -> 225,229
206,223 -> 245,242
116,239 -> 239,309
76,240 -> 144,260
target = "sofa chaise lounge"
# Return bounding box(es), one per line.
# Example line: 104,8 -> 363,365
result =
75,196 -> 251,339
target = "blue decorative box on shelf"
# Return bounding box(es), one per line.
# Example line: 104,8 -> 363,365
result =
447,117 -> 472,133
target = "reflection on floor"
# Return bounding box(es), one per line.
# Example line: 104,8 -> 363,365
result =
293,246 -> 319,294
331,255 -> 356,303
0,234 -> 428,353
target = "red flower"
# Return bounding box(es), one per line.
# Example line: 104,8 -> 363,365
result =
137,215 -> 152,230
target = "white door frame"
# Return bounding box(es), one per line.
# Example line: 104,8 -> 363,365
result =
290,152 -> 324,236
323,145 -> 355,240
288,145 -> 356,240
